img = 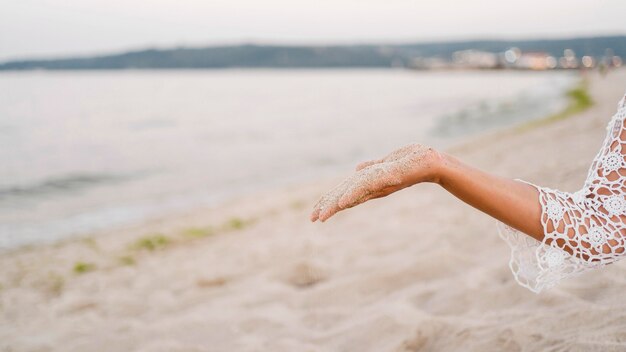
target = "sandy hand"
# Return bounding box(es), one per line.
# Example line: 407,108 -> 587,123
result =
310,144 -> 439,222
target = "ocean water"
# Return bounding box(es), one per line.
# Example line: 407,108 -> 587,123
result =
0,69 -> 576,249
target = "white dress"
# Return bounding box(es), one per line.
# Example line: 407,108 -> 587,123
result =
497,91 -> 626,293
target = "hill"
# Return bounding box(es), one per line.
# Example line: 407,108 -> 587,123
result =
1,35 -> 624,70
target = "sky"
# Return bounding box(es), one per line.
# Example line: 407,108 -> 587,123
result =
1,0 -> 625,61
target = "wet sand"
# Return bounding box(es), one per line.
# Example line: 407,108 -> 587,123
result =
2,69 -> 626,352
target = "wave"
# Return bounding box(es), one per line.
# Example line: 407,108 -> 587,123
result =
0,173 -> 127,200
430,89 -> 569,138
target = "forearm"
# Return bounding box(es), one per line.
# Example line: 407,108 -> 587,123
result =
434,152 -> 545,242
311,144 -> 547,243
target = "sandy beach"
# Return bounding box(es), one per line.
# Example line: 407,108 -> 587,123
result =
2,69 -> 626,352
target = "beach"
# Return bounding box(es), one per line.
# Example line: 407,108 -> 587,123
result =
2,69 -> 626,351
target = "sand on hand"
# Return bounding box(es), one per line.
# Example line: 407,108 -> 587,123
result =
311,144 -> 434,222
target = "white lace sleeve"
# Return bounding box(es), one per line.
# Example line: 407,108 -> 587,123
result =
497,92 -> 626,293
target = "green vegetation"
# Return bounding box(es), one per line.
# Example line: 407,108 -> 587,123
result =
517,81 -> 593,132
118,255 -> 136,266
131,234 -> 170,251
223,217 -> 255,231
567,84 -> 594,110
183,226 -> 215,238
181,217 -> 254,240
226,217 -> 245,230
73,262 -> 96,274
117,216 -> 255,268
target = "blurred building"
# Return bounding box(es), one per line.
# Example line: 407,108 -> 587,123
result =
407,46 -> 622,71
515,52 -> 558,70
559,49 -> 579,69
452,50 -> 500,69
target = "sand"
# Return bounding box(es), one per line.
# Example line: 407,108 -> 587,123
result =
2,69 -> 626,352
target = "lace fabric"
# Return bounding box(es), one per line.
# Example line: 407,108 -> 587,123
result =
497,92 -> 626,293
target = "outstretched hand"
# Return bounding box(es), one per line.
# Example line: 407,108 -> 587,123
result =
310,144 -> 441,222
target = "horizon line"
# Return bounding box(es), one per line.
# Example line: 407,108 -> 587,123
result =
3,32 -> 625,63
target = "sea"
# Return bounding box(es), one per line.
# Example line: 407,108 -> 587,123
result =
0,69 -> 577,249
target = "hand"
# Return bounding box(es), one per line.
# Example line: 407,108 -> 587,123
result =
310,144 -> 442,222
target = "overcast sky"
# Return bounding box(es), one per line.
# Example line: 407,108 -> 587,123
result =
1,0 -> 625,61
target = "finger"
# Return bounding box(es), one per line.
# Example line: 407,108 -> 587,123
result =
338,189 -> 373,210
317,207 -> 336,222
310,207 -> 320,222
310,195 -> 327,222
382,144 -> 415,162
314,175 -> 355,221
339,183 -> 404,212
355,145 -> 414,171
310,198 -> 322,221
356,159 -> 383,171
342,166 -> 405,208
312,196 -> 335,222
318,199 -> 345,222
337,179 -> 392,209
337,184 -> 371,209
337,167 -> 394,208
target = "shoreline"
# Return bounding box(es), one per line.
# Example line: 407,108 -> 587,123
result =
446,73 -> 591,154
1,69 -> 575,252
1,70 -> 577,254
2,68 -> 626,351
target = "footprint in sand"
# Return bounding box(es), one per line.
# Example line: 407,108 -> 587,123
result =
281,261 -> 328,289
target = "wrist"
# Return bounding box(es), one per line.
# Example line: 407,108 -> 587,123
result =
429,150 -> 452,185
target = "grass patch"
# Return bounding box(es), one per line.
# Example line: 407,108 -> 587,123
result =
118,255 -> 136,266
227,217 -> 245,230
121,217 -> 255,261
517,80 -> 594,132
131,234 -> 170,251
223,217 -> 255,231
183,226 -> 215,238
73,262 -> 96,274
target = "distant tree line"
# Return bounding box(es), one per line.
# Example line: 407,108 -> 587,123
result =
1,36 -> 624,70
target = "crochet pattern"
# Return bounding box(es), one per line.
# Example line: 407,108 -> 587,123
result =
498,91 -> 626,293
